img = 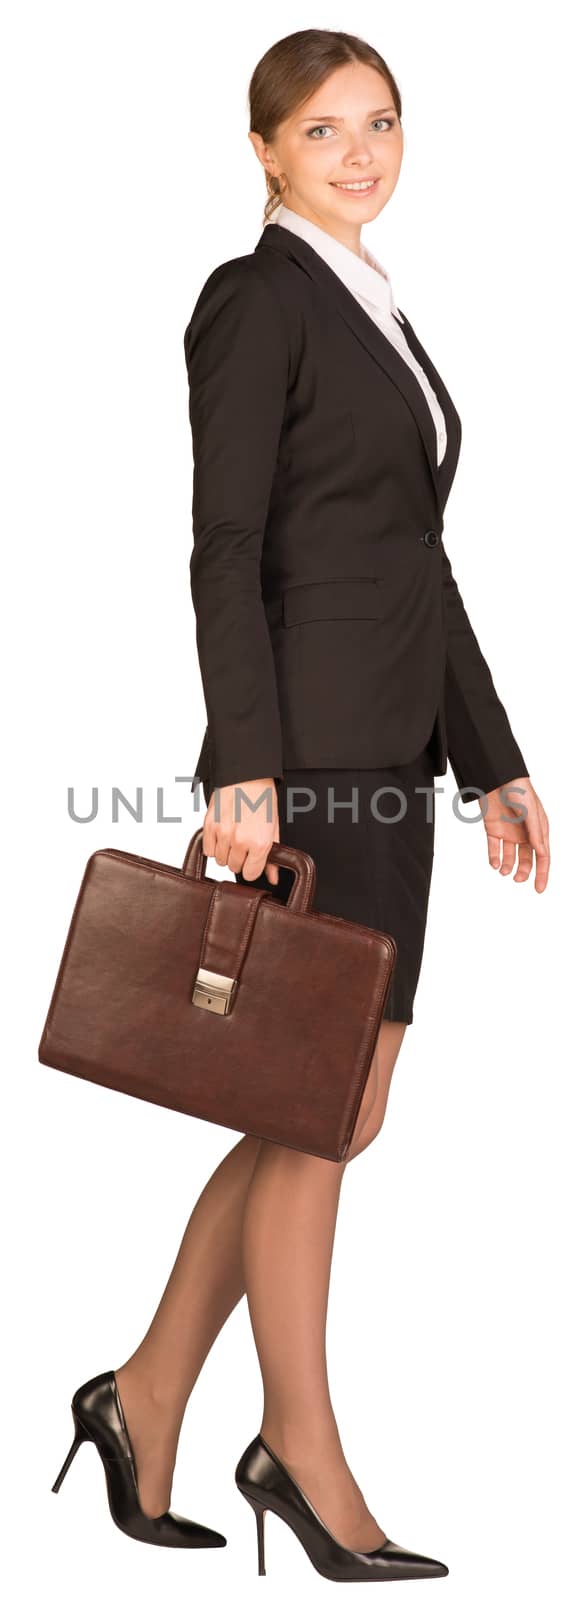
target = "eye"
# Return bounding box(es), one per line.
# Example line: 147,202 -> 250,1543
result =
306,117 -> 396,139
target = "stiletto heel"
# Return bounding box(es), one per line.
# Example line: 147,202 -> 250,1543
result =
239,1491 -> 267,1576
235,1434 -> 449,1582
255,1504 -> 267,1577
51,1415 -> 90,1492
51,1369 -> 227,1549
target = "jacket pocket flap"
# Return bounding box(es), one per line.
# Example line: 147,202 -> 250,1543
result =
282,579 -> 382,626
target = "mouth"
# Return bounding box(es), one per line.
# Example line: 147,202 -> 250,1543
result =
329,177 -> 380,196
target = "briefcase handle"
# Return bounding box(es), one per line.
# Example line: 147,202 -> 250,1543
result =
182,827 -> 317,915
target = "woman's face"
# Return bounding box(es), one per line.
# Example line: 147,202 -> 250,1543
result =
250,61 -> 404,246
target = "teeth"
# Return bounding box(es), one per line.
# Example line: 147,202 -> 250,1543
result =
333,180 -> 377,190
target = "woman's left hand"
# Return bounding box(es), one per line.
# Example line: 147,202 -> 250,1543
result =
479,776 -> 550,892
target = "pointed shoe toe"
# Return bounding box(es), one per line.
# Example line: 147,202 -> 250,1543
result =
368,1540 -> 449,1579
145,1511 -> 227,1549
235,1433 -> 448,1580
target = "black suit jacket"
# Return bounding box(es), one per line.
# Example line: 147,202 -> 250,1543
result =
184,221 -> 528,797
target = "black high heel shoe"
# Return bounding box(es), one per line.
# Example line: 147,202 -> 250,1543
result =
51,1369 -> 227,1549
235,1435 -> 449,1581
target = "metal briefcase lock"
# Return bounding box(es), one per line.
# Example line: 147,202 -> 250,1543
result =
192,967 -> 238,1015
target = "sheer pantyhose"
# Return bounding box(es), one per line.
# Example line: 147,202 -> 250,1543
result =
115,1017 -> 406,1552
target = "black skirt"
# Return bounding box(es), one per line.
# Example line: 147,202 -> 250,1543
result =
202,740 -> 436,1025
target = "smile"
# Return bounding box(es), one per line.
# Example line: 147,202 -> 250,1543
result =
329,178 -> 380,194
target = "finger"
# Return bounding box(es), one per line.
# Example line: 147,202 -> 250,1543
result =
513,842 -> 534,883
264,834 -> 280,884
499,840 -> 517,876
536,814 -> 551,887
213,829 -> 233,868
239,845 -> 275,883
539,804 -> 551,862
533,833 -> 551,892
487,833 -> 502,871
257,836 -> 279,884
531,799 -> 551,871
265,805 -> 281,884
202,814 -> 218,860
225,837 -> 278,882
226,842 -> 249,877
522,814 -> 550,892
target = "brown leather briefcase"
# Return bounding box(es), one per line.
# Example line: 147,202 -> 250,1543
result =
38,827 -> 397,1162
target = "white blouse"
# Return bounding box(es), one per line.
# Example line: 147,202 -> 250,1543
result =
270,202 -> 448,467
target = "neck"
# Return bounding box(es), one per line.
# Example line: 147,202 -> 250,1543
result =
280,199 -> 363,257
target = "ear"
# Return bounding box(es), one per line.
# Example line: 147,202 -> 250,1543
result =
248,128 -> 278,179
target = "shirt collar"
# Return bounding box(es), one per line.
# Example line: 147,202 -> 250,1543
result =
271,203 -> 404,324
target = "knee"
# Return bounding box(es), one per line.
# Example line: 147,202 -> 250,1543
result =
344,1022 -> 407,1162
345,1097 -> 387,1162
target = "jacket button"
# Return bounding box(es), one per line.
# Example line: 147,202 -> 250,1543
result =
423,529 -> 440,548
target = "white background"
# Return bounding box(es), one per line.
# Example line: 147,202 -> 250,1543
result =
3,2 -> 587,1596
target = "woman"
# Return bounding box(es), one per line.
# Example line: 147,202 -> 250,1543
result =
54,28 -> 550,1583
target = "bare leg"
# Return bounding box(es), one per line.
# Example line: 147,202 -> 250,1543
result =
243,1020 -> 407,1551
115,1018 -> 405,1523
115,1131 -> 263,1515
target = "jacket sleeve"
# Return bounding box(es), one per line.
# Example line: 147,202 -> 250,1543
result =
440,544 -> 529,797
184,257 -> 289,789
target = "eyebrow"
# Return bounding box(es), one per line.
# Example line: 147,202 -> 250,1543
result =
299,106 -> 396,122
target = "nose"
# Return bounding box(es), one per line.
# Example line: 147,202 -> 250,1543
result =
341,137 -> 375,166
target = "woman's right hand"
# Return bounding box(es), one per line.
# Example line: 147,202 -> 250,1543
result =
202,777 -> 281,885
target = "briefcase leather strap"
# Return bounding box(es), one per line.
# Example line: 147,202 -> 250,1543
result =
192,880 -> 268,1016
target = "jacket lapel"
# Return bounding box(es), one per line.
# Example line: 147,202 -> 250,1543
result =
396,309 -> 462,514
257,223 -> 457,519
